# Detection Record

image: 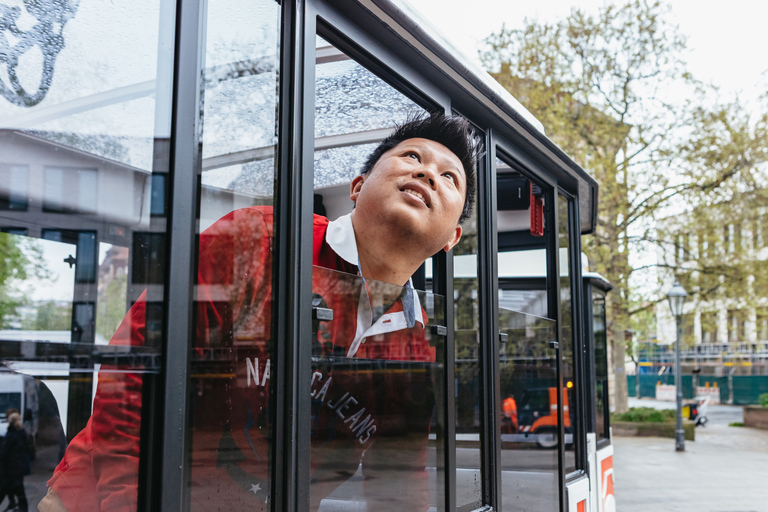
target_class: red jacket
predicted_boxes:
[48,207,436,512]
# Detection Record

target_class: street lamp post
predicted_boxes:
[666,281,688,452]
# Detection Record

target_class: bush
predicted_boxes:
[759,393,768,408]
[612,407,676,423]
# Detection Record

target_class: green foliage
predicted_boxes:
[21,301,72,331]
[96,273,128,340]
[0,232,51,327]
[728,422,744,427]
[759,393,768,408]
[612,406,675,423]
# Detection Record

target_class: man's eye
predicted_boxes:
[407,152,420,161]
[443,172,456,183]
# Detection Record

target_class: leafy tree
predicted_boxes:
[480,0,697,412]
[23,301,72,331]
[481,1,768,411]
[0,232,50,327]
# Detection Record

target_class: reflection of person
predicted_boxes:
[502,396,518,433]
[1,412,30,512]
[41,113,479,511]
[1,407,20,512]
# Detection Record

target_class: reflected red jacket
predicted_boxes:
[47,206,436,512]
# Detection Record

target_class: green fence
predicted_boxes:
[732,377,768,405]
[627,375,768,404]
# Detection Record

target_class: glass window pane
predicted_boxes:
[593,291,609,442]
[499,309,559,512]
[453,180,481,511]
[0,0,174,509]
[311,39,446,509]
[558,194,577,473]
[188,0,280,509]
[310,268,445,510]
[496,156,558,512]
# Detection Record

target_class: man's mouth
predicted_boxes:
[402,188,429,207]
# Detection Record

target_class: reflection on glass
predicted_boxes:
[499,309,559,512]
[558,194,576,473]
[315,37,420,143]
[311,37,442,510]
[0,0,173,508]
[313,37,423,220]
[188,0,280,509]
[496,157,558,511]
[311,267,444,511]
[593,291,609,441]
[453,205,482,511]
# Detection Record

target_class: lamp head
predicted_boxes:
[666,281,688,318]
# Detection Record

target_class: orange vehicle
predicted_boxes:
[512,386,572,448]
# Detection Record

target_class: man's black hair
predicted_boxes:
[361,112,481,223]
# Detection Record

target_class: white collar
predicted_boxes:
[325,212,358,265]
[325,213,426,358]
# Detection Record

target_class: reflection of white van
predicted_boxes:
[0,372,39,440]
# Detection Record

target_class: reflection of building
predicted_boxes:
[0,129,152,237]
[98,246,129,296]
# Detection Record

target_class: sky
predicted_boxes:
[405,0,768,104]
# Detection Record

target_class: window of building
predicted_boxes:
[43,167,98,214]
[727,309,746,342]
[724,224,734,253]
[0,165,28,211]
[699,237,709,260]
[757,310,768,341]
[701,312,719,344]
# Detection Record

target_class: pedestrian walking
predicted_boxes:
[0,412,30,512]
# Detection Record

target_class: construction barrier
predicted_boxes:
[628,375,693,399]
[655,384,675,401]
[695,385,721,404]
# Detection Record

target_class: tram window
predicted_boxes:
[558,194,578,474]
[452,154,482,510]
[310,35,450,510]
[593,291,610,442]
[183,0,283,508]
[0,0,174,508]
[496,157,558,512]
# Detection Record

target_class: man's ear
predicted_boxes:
[442,225,463,252]
[350,175,365,202]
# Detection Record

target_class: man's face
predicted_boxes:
[350,137,465,254]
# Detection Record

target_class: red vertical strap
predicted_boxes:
[530,182,544,237]
[577,500,586,512]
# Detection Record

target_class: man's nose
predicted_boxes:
[415,166,437,188]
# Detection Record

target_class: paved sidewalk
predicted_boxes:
[613,424,768,511]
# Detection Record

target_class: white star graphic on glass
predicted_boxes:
[250,483,261,494]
